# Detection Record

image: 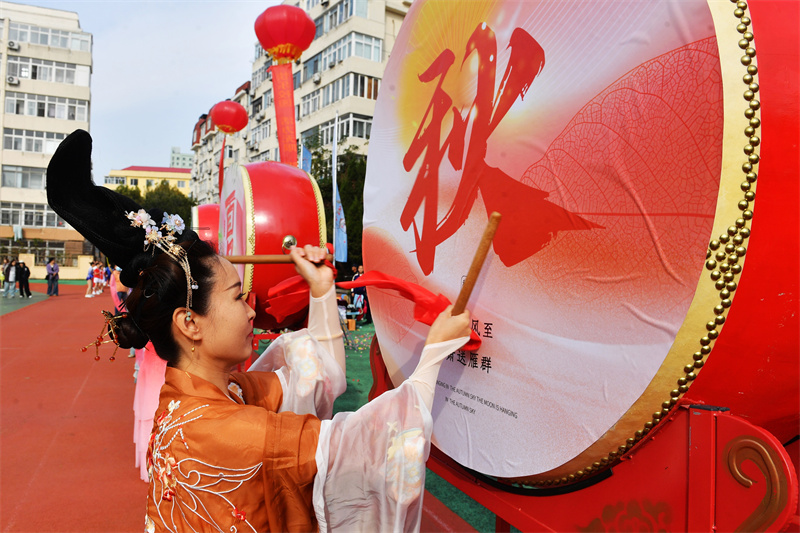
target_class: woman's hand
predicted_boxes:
[425,305,471,346]
[289,245,334,298]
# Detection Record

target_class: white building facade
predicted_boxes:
[191,0,409,204]
[0,1,93,274]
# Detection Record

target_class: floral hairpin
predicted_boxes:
[126,210,198,315]
[82,310,124,361]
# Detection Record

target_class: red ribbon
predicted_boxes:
[263,270,481,350]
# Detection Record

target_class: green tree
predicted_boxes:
[114,181,196,226]
[144,181,196,224]
[336,145,366,265]
[114,184,144,205]
[304,135,366,276]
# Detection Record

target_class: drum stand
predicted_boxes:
[368,338,799,532]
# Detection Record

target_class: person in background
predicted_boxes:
[46,258,59,296]
[17,261,31,298]
[85,261,95,298]
[3,259,18,298]
[352,264,372,323]
[92,261,104,297]
[112,265,129,313]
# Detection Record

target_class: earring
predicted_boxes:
[191,339,195,354]
[185,309,192,322]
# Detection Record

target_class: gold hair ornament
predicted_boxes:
[125,210,198,315]
[82,310,125,361]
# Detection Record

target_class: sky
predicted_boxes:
[12,0,281,183]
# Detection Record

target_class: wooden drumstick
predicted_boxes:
[225,253,334,264]
[452,212,502,315]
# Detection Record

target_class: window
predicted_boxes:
[312,0,367,40]
[6,57,90,86]
[3,129,66,154]
[129,178,138,186]
[104,176,125,185]
[252,58,272,87]
[2,166,46,189]
[252,120,272,143]
[303,53,322,82]
[264,89,273,108]
[353,74,380,100]
[354,33,382,62]
[146,180,154,187]
[293,71,302,90]
[315,17,324,39]
[252,96,263,116]
[177,181,186,188]
[9,22,91,52]
[0,202,65,228]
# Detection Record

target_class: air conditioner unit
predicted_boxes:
[6,76,20,86]
[241,130,248,139]
[313,73,321,84]
[256,111,266,121]
[321,0,329,5]
[7,41,20,51]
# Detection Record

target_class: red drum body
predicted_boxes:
[191,203,220,252]
[364,0,799,486]
[219,162,326,331]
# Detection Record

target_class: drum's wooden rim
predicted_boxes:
[239,165,257,297]
[305,170,328,248]
[505,0,763,486]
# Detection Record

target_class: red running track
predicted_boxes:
[0,284,474,532]
[1,284,146,532]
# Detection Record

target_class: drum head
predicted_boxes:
[365,0,757,484]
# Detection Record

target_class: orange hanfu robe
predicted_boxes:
[145,366,320,532]
[145,329,434,533]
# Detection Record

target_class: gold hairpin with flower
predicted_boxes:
[125,210,198,318]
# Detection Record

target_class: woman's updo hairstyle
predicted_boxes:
[45,130,222,366]
[115,239,218,366]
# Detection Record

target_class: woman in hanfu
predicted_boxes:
[47,130,471,533]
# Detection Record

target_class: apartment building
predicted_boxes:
[191,0,409,203]
[190,81,250,205]
[104,166,192,197]
[170,146,194,169]
[1,1,93,276]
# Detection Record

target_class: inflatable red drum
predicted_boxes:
[191,203,220,252]
[219,162,326,330]
[363,0,798,486]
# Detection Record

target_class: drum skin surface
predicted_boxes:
[363,0,799,485]
[219,161,326,331]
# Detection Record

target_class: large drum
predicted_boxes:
[220,162,326,330]
[191,203,220,252]
[364,0,798,485]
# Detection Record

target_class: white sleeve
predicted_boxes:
[409,336,470,412]
[313,380,432,533]
[247,329,347,420]
[307,285,346,377]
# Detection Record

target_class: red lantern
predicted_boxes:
[254,5,315,64]
[210,101,248,134]
[210,100,248,195]
[254,5,315,167]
